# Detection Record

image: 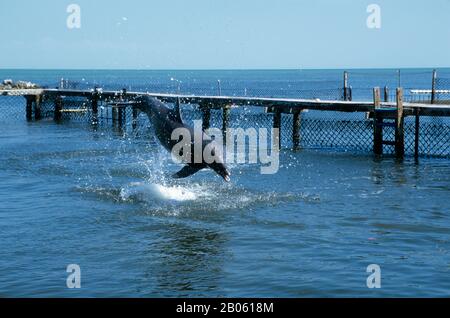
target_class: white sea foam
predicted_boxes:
[120,182,200,202]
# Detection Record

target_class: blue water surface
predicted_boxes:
[0,69,449,297]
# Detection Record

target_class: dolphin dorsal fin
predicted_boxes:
[169,97,183,123]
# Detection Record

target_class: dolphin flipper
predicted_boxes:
[172,164,205,179]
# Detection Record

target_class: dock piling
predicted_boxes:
[111,90,121,127]
[132,107,138,129]
[25,96,33,121]
[34,95,42,120]
[384,86,389,102]
[431,69,437,104]
[273,108,282,149]
[217,80,222,96]
[112,106,118,125]
[54,96,63,121]
[91,89,99,125]
[118,89,127,127]
[395,88,405,158]
[292,110,302,151]
[343,71,349,101]
[373,87,382,155]
[414,108,420,160]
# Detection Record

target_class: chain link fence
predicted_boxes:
[346,69,450,104]
[0,96,24,121]
[436,77,450,104]
[417,116,450,157]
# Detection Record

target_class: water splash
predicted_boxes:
[120,182,201,202]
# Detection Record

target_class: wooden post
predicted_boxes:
[373,87,381,106]
[54,96,63,121]
[384,86,389,102]
[292,110,302,151]
[217,80,222,96]
[374,88,381,106]
[395,88,405,158]
[202,103,211,131]
[25,96,33,121]
[349,86,353,101]
[273,108,282,149]
[222,105,230,141]
[112,106,118,126]
[91,90,99,125]
[343,71,349,101]
[34,95,42,120]
[431,69,437,104]
[119,88,127,127]
[132,107,138,130]
[414,108,420,160]
[373,87,382,155]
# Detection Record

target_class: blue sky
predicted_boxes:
[1,0,449,69]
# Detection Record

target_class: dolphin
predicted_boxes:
[135,95,231,182]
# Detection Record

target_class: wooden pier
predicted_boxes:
[1,86,450,158]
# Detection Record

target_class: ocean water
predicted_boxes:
[0,69,449,297]
[4,68,450,100]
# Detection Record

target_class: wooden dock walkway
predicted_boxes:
[2,87,449,115]
[1,87,450,158]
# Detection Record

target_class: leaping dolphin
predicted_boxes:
[135,96,231,182]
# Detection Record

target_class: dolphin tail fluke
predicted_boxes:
[172,164,205,179]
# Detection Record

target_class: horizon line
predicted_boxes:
[2,67,449,72]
